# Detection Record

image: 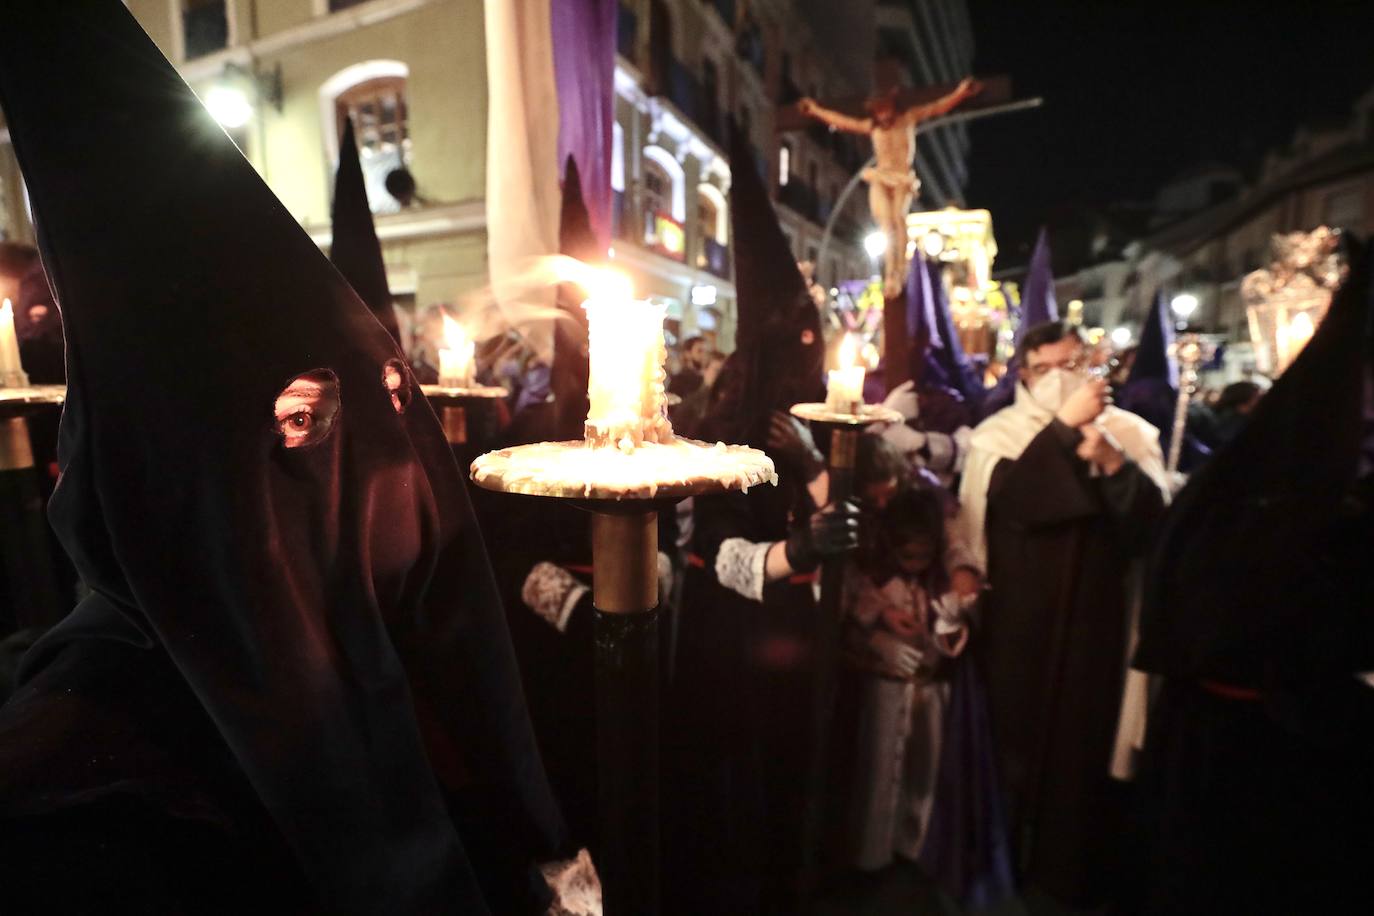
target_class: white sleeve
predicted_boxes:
[521,561,589,633]
[714,537,772,602]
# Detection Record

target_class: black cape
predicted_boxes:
[663,123,825,914]
[0,3,561,912]
[1132,239,1374,915]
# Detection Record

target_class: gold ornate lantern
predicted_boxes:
[1242,227,1346,377]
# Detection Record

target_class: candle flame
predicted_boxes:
[1288,311,1315,350]
[1,299,11,317]
[839,333,859,369]
[442,313,469,351]
[582,267,633,305]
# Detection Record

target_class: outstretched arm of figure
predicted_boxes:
[901,77,983,127]
[797,97,873,135]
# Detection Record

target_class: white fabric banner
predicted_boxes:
[484,0,560,362]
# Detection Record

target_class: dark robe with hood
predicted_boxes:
[663,125,826,915]
[0,3,561,912]
[1132,238,1374,916]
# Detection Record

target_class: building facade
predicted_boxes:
[2,0,490,321]
[1058,85,1374,376]
[0,0,979,362]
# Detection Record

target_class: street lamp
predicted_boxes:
[1170,292,1199,320]
[204,84,254,129]
[1110,326,1132,348]
[863,230,888,260]
[203,62,282,130]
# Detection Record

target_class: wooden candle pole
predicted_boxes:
[590,507,661,916]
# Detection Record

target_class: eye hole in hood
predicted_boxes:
[274,369,340,449]
[383,358,411,414]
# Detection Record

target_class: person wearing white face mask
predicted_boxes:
[955,321,1169,909]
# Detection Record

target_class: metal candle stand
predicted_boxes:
[0,385,67,631]
[420,384,508,447]
[787,401,902,886]
[471,439,774,915]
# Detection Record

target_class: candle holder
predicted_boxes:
[472,436,775,915]
[420,383,507,447]
[787,399,901,883]
[0,384,67,630]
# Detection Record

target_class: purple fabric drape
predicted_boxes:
[552,0,616,249]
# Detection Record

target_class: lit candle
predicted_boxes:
[438,313,475,388]
[825,334,865,414]
[1285,311,1315,369]
[0,299,28,388]
[582,270,673,453]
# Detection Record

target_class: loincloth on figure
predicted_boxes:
[862,167,920,196]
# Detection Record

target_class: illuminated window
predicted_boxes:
[779,143,792,186]
[643,158,672,220]
[335,75,411,214]
[697,190,720,243]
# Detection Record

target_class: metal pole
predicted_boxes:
[590,509,660,916]
[802,423,859,893]
[440,405,468,446]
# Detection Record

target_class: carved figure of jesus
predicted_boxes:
[799,78,983,297]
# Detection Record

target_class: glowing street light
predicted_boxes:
[1170,293,1199,319]
[863,231,888,260]
[204,84,254,129]
[1110,326,1133,348]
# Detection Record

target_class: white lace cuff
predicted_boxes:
[714,537,771,602]
[521,561,588,633]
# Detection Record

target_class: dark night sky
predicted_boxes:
[961,0,1374,266]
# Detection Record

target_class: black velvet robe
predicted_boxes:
[664,471,818,915]
[977,420,1165,906]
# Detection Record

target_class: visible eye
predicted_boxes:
[383,359,411,414]
[274,369,339,449]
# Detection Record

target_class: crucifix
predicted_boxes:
[796,77,984,297]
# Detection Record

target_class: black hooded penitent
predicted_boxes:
[1131,241,1374,915]
[701,124,824,448]
[0,3,560,913]
[331,114,402,344]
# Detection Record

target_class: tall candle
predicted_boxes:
[0,299,29,388]
[582,270,672,452]
[825,334,865,414]
[438,313,475,388]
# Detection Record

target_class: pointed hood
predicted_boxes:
[703,123,822,447]
[0,3,558,911]
[1020,227,1059,330]
[1125,289,1178,389]
[924,259,985,407]
[553,155,600,438]
[1136,239,1373,684]
[330,115,401,343]
[980,228,1059,418]
[906,253,953,389]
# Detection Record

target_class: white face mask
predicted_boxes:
[1027,367,1086,413]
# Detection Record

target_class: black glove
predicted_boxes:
[767,411,825,482]
[784,500,861,572]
